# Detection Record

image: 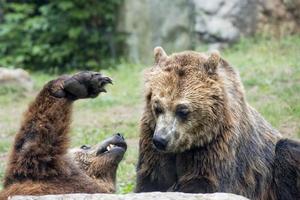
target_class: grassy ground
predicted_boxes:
[0,35,299,192]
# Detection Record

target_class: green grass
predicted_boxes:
[223,35,300,138]
[0,35,299,192]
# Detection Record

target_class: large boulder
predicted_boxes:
[193,0,257,44]
[10,192,249,200]
[118,0,194,63]
[257,0,300,35]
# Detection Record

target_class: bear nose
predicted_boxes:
[115,133,124,140]
[153,135,168,151]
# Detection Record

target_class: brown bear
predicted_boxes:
[135,47,282,200]
[0,72,127,199]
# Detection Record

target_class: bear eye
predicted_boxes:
[80,145,90,150]
[175,104,190,119]
[154,106,163,115]
[153,101,164,116]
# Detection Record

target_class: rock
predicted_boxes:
[118,0,300,63]
[257,0,300,35]
[118,0,194,63]
[9,192,249,200]
[118,0,257,63]
[286,0,300,22]
[0,68,33,91]
[193,0,257,44]
[197,17,240,43]
[208,43,229,51]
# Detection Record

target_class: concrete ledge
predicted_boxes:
[10,192,249,200]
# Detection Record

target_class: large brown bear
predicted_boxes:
[135,47,283,199]
[0,72,127,199]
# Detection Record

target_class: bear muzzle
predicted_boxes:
[153,134,168,151]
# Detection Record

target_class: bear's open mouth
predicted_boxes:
[97,142,127,155]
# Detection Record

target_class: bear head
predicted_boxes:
[69,133,127,180]
[145,47,231,153]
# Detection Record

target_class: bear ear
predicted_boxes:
[154,46,168,64]
[204,50,221,75]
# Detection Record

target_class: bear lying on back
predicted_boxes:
[136,47,283,199]
[0,72,127,199]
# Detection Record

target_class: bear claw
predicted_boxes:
[53,71,112,100]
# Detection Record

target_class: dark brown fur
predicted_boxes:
[271,138,300,200]
[0,72,126,199]
[136,47,282,200]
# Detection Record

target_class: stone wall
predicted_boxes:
[118,0,195,63]
[257,0,300,36]
[193,0,257,44]
[118,0,300,63]
[10,192,249,200]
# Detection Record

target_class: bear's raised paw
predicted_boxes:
[51,71,112,100]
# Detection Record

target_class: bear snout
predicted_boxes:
[153,134,168,151]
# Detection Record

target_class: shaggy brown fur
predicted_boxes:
[135,47,282,200]
[0,72,126,199]
[271,138,300,200]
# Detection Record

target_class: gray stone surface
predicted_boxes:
[193,0,257,43]
[118,0,257,63]
[10,192,249,200]
[118,0,194,63]
[118,0,300,62]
